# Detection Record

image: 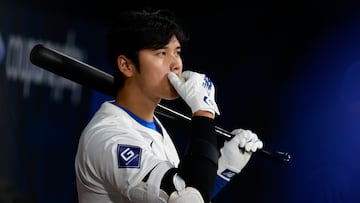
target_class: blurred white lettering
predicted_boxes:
[5,31,86,105]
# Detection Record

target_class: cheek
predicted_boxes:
[141,65,168,90]
[151,68,168,84]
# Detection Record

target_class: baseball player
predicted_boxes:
[75,9,263,203]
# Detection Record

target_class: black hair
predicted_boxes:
[106,9,189,90]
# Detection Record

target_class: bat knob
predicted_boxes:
[275,151,291,163]
[259,149,291,165]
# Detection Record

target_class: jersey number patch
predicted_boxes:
[117,144,142,168]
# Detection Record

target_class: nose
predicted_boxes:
[170,63,180,72]
[170,56,182,72]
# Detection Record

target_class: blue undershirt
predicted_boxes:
[112,103,162,134]
[211,175,229,199]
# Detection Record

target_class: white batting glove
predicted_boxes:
[168,70,220,116]
[217,129,263,181]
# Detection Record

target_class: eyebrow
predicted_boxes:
[163,45,181,50]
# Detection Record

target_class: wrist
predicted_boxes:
[192,110,214,119]
[217,167,240,182]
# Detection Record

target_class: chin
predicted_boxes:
[163,93,180,100]
[162,88,180,100]
[162,85,180,100]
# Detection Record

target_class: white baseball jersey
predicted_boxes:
[75,101,180,203]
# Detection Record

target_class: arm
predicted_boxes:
[166,71,220,202]
[167,71,263,201]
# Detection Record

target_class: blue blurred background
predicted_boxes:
[1,0,360,202]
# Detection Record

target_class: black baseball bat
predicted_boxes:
[29,44,291,164]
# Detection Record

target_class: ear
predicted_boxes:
[117,55,134,77]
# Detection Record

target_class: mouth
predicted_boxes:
[167,79,179,97]
[168,80,177,92]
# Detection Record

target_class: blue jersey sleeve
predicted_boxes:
[211,175,229,200]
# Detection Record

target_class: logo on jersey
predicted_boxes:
[117,144,141,168]
[221,169,237,180]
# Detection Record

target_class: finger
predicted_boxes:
[239,137,246,148]
[180,70,193,80]
[247,132,258,152]
[246,138,263,152]
[168,72,183,88]
[243,131,257,151]
[250,141,258,152]
[233,134,246,148]
[231,129,245,135]
[232,129,246,147]
[256,140,264,150]
[245,142,254,152]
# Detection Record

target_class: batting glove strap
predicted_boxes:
[217,158,241,182]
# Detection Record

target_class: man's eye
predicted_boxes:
[157,51,166,56]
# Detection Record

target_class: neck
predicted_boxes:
[114,87,160,122]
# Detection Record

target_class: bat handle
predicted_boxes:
[156,104,291,165]
[215,125,291,164]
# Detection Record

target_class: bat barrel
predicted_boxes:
[30,44,116,96]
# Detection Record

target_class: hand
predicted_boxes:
[168,70,220,116]
[217,129,263,181]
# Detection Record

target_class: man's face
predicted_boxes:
[134,35,183,101]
